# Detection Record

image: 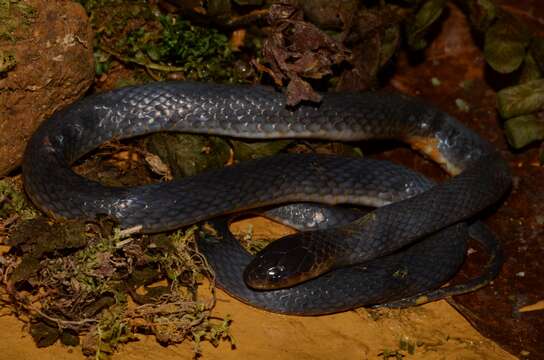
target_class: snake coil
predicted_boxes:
[22,82,511,314]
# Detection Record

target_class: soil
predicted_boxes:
[387,3,544,358]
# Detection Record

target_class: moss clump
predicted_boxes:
[120,14,235,81]
[0,179,36,219]
[1,209,232,358]
[78,0,244,83]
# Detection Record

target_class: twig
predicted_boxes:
[117,225,142,239]
[32,306,98,329]
[99,45,186,73]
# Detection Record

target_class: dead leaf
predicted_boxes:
[257,3,350,105]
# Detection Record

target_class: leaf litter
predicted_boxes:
[0,174,233,358]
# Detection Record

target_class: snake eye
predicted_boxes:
[266,265,286,281]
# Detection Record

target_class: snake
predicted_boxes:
[22,81,511,313]
[198,214,501,314]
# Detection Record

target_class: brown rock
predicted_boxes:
[0,0,94,176]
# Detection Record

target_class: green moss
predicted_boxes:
[79,1,244,83]
[115,13,237,81]
[2,216,232,358]
[0,179,36,219]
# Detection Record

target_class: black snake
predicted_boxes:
[22,82,511,314]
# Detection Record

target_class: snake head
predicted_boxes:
[243,232,336,290]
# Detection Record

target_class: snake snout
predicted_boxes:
[243,235,324,290]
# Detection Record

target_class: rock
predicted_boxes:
[0,0,94,176]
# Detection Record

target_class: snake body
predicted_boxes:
[199,217,471,314]
[22,82,511,312]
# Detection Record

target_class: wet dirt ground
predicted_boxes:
[385,2,544,358]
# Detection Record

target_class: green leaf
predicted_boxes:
[504,115,544,149]
[145,47,161,62]
[406,0,447,50]
[484,14,530,74]
[463,0,497,31]
[497,79,544,118]
[146,133,231,179]
[530,36,544,73]
[380,25,401,66]
[519,52,542,83]
[231,140,292,161]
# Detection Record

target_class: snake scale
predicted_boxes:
[22,82,511,314]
